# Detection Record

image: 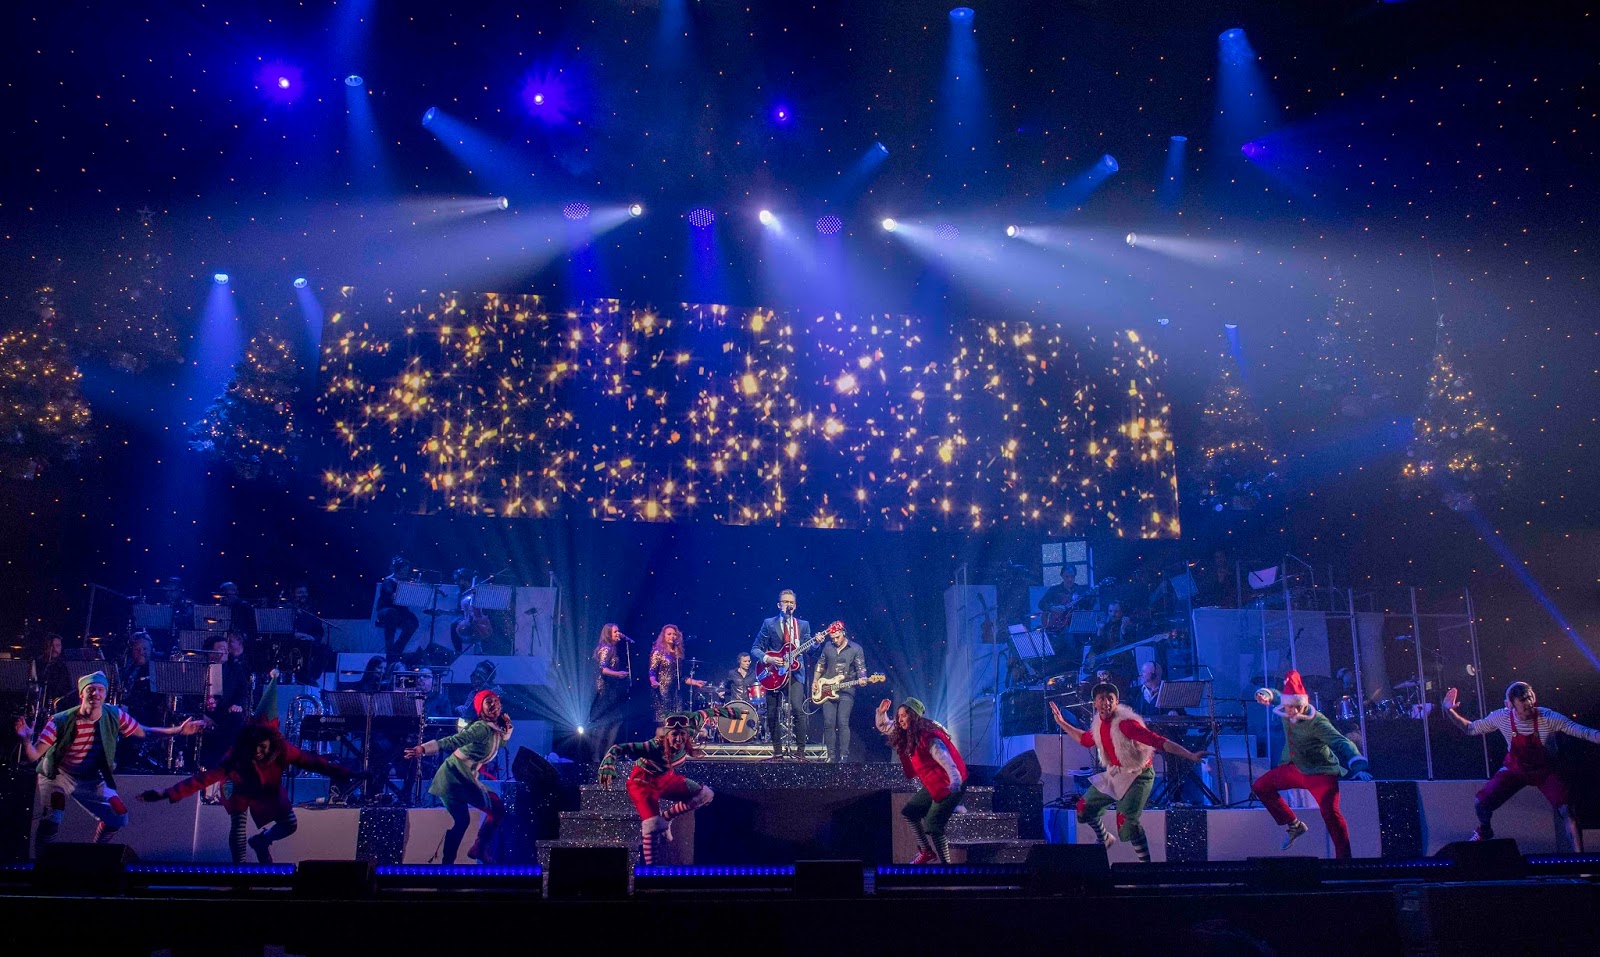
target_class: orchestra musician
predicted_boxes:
[218,581,257,638]
[116,633,164,771]
[201,632,253,768]
[648,625,705,726]
[813,625,867,763]
[451,568,490,654]
[286,583,324,641]
[35,634,74,718]
[753,589,813,761]
[375,556,421,666]
[1037,570,1079,640]
[591,623,631,759]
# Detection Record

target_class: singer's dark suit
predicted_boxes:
[753,614,812,758]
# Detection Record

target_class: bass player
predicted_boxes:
[813,622,867,763]
[752,589,813,761]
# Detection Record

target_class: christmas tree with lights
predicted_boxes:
[1302,268,1387,415]
[70,210,183,372]
[1194,350,1280,512]
[1403,313,1510,510]
[191,334,305,482]
[0,328,92,479]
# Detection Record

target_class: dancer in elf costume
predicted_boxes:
[141,675,354,862]
[598,704,738,865]
[1443,681,1600,851]
[1252,671,1372,858]
[1050,683,1207,862]
[875,697,967,864]
[402,690,512,864]
[15,670,202,846]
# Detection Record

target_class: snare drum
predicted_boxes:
[714,699,760,744]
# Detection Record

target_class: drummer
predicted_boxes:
[721,653,760,705]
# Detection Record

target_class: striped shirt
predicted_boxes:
[38,710,143,772]
[1464,707,1600,748]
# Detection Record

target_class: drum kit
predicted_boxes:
[1330,677,1429,725]
[683,657,768,745]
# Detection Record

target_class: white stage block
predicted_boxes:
[1416,779,1564,853]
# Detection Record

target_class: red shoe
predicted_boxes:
[908,849,937,866]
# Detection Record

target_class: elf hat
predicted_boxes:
[252,673,281,729]
[902,697,927,718]
[77,671,109,697]
[473,689,499,718]
[1274,670,1316,721]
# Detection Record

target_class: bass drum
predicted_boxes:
[713,699,760,744]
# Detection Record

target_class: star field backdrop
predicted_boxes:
[1,2,1597,776]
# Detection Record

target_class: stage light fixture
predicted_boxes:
[629,203,644,218]
[422,107,439,127]
[563,201,591,221]
[758,209,776,226]
[1220,28,1245,42]
[344,74,364,88]
[816,214,843,236]
[277,76,291,90]
[1100,154,1119,173]
[1157,316,1170,327]
[1171,134,1188,143]
[213,273,230,285]
[1224,322,1239,330]
[293,277,308,289]
[881,218,897,232]
[497,197,510,211]
[874,142,889,156]
[1125,232,1138,247]
[1006,225,1019,238]
[533,93,546,106]
[688,208,715,228]
[950,7,975,21]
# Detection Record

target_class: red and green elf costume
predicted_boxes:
[599,705,737,864]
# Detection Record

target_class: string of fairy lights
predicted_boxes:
[317,293,1181,534]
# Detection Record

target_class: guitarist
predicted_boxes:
[813,624,866,763]
[752,589,813,761]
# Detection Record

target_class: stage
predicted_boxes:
[7,760,1575,866]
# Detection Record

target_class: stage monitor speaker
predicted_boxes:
[995,749,1042,787]
[794,859,864,898]
[512,746,560,790]
[294,859,376,899]
[1433,837,1525,878]
[1246,855,1322,889]
[1023,842,1108,894]
[548,845,630,899]
[34,842,136,896]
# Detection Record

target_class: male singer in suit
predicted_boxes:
[753,589,812,761]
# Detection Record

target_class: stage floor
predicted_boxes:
[15,767,1574,865]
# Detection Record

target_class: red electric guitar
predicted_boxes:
[756,619,843,692]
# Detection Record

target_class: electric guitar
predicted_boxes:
[756,619,842,691]
[811,672,886,705]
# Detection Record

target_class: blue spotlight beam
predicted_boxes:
[1161,135,1188,207]
[1459,504,1600,672]
[421,108,539,193]
[939,5,990,196]
[1213,28,1275,163]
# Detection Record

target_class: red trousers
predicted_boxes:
[626,766,700,821]
[1252,764,1351,859]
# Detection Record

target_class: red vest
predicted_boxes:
[900,724,969,800]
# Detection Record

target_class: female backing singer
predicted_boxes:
[591,623,631,759]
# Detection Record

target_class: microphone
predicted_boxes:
[618,633,634,643]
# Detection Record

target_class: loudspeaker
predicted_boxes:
[995,749,1042,787]
[548,845,630,899]
[34,842,136,896]
[294,859,376,899]
[1023,842,1109,894]
[1434,837,1525,878]
[512,746,560,789]
[794,859,864,898]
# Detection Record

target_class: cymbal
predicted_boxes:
[1393,680,1419,690]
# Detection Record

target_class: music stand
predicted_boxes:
[254,607,294,634]
[1149,679,1224,809]
[191,605,232,633]
[150,659,213,771]
[131,604,174,631]
[1154,679,1207,711]
[1068,612,1104,636]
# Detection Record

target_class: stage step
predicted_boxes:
[944,811,1020,842]
[948,838,1045,865]
[577,786,637,816]
[558,812,656,843]
[957,787,994,812]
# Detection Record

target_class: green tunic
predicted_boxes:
[426,719,509,808]
[1260,689,1368,778]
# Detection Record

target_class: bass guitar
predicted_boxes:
[811,672,886,705]
[756,619,843,692]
